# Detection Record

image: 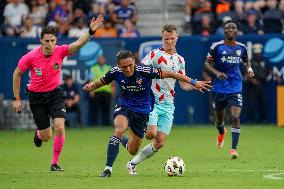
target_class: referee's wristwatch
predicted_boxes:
[13,96,21,101]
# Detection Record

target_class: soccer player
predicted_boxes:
[204,20,254,159]
[126,24,203,175]
[83,50,211,177]
[12,15,104,171]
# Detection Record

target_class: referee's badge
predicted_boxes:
[35,68,42,76]
[53,63,59,70]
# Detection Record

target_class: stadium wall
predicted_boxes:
[0,35,283,126]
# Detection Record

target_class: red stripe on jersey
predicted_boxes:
[151,51,155,59]
[179,69,184,75]
[178,56,182,64]
[158,56,167,65]
[159,94,164,102]
[155,83,160,91]
[170,89,175,96]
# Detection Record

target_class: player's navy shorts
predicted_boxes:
[114,105,149,139]
[212,92,242,111]
[28,87,66,130]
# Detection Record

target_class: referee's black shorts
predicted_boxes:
[28,87,66,130]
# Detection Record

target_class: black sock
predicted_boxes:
[216,124,225,135]
[231,128,240,149]
[106,135,120,167]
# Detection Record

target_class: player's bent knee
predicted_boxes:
[114,128,125,138]
[145,132,156,140]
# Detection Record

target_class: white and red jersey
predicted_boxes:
[141,47,186,104]
[18,45,69,92]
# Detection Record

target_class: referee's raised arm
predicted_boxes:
[68,15,104,55]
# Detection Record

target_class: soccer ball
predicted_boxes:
[164,156,186,176]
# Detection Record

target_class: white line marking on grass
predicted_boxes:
[263,173,284,180]
[0,169,283,174]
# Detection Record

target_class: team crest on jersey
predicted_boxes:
[53,63,59,70]
[136,78,143,85]
[35,68,42,76]
[236,50,241,56]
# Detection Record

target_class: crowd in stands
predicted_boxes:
[183,0,284,36]
[0,0,140,38]
[0,0,283,38]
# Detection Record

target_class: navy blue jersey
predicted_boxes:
[101,65,161,114]
[207,40,248,93]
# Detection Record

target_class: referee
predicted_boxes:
[12,15,104,171]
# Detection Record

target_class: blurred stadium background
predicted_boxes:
[0,0,284,129]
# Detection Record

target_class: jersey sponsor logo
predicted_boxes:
[34,68,42,76]
[53,63,59,70]
[221,56,241,64]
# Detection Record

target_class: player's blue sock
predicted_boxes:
[231,128,241,149]
[106,135,121,167]
[216,124,225,135]
[121,136,128,149]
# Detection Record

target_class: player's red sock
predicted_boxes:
[51,135,65,165]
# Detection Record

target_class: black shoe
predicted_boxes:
[100,169,111,177]
[51,164,64,171]
[33,130,42,147]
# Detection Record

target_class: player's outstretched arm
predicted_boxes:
[83,79,105,92]
[161,70,211,93]
[12,67,23,113]
[68,15,104,54]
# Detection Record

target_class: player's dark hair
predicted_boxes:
[40,26,57,39]
[162,24,177,33]
[224,20,238,29]
[116,50,134,63]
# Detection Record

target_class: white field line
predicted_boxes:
[263,172,284,180]
[0,169,283,174]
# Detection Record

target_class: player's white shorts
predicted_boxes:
[148,102,175,135]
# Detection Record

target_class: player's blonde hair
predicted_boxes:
[162,24,178,34]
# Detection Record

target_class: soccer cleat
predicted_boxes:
[100,169,111,177]
[126,161,138,175]
[217,128,227,148]
[33,130,42,147]
[230,149,239,159]
[51,164,64,171]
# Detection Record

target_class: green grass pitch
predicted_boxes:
[0,125,284,189]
